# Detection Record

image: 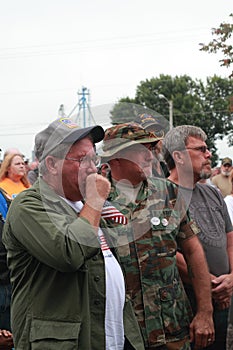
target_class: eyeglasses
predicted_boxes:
[185,146,209,153]
[65,155,101,168]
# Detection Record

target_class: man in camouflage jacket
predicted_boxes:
[100,122,214,350]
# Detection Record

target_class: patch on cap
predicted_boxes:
[58,118,80,129]
[136,113,165,137]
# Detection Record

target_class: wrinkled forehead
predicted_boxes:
[186,135,206,146]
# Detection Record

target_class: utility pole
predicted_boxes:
[168,99,173,131]
[158,94,173,130]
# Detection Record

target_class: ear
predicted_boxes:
[45,156,60,175]
[172,150,184,166]
[100,163,110,177]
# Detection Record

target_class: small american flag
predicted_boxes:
[101,201,128,225]
[98,232,110,251]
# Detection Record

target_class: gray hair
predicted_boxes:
[39,142,73,176]
[163,125,207,170]
[38,135,94,176]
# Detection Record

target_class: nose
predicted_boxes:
[206,149,212,158]
[86,161,98,174]
[145,148,154,161]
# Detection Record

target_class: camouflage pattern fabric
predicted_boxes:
[101,122,163,159]
[227,324,233,350]
[106,175,197,348]
[146,335,191,349]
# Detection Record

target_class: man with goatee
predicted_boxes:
[163,125,233,350]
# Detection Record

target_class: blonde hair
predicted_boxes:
[0,153,30,188]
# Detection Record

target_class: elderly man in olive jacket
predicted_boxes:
[3,118,144,350]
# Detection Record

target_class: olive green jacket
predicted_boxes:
[3,178,144,350]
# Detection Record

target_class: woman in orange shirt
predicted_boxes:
[0,154,30,199]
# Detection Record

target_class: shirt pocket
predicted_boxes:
[159,282,191,337]
[150,208,181,234]
[30,318,81,350]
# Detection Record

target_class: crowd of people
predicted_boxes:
[0,115,232,350]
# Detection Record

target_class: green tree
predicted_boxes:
[110,74,233,165]
[199,13,233,78]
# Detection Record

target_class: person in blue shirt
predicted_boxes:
[0,189,12,331]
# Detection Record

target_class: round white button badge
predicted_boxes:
[161,218,168,226]
[151,217,160,226]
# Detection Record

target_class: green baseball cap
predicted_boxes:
[100,122,163,159]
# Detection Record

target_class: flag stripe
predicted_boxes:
[101,203,128,225]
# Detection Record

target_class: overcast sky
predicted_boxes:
[1,0,232,160]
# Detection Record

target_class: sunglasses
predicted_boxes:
[185,146,209,153]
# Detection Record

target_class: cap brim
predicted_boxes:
[100,136,162,158]
[63,125,104,144]
[39,125,105,161]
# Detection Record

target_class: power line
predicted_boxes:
[0,27,211,60]
[0,132,38,137]
[0,109,231,137]
[0,26,210,51]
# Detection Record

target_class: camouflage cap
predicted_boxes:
[222,157,232,166]
[100,122,163,158]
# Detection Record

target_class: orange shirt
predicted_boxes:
[0,178,28,199]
